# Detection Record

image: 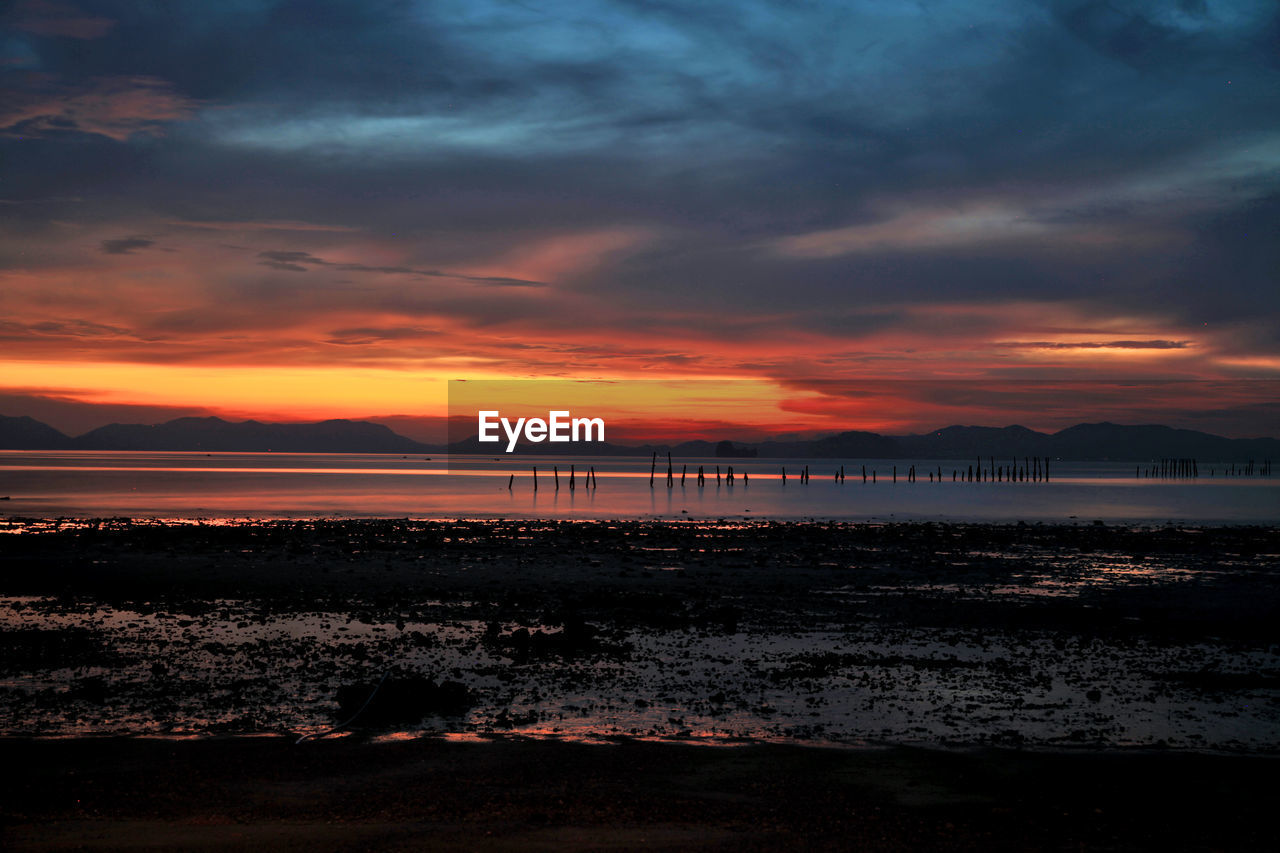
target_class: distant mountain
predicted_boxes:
[894,422,1279,462]
[0,414,1276,460]
[0,415,73,449]
[755,430,902,459]
[1045,422,1277,461]
[71,416,434,453]
[896,425,1050,459]
[464,422,1277,462]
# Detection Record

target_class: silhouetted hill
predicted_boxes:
[1046,422,1280,461]
[891,423,1279,461]
[0,415,73,449]
[72,417,433,453]
[896,425,1050,458]
[0,414,1275,460]
[755,430,902,458]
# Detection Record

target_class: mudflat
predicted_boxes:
[1,518,1277,848]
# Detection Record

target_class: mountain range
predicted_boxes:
[1,414,1276,461]
[0,415,426,454]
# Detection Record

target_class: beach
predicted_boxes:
[2,518,1278,849]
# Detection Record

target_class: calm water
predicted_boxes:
[1,451,1276,523]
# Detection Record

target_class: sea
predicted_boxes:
[1,450,1276,523]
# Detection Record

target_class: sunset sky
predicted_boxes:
[2,0,1278,441]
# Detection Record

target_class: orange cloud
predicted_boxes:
[0,214,1267,437]
[0,74,199,140]
[463,228,654,284]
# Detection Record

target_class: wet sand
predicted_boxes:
[1,518,1278,848]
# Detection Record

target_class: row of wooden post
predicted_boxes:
[509,464,598,491]
[1140,459,1273,478]
[650,452,750,488]
[506,454,1064,489]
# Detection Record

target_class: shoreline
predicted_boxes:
[7,726,1280,758]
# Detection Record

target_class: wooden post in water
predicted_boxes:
[554,466,560,490]
[569,464,575,491]
[650,452,656,488]
[681,464,687,485]
[533,466,538,491]
[716,465,722,484]
[507,473,513,490]
[667,452,673,488]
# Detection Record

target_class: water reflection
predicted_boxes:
[0,451,1276,523]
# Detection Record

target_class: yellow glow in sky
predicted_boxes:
[0,362,816,426]
[1,361,451,418]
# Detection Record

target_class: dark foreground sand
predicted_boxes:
[3,735,1278,851]
[2,519,1278,849]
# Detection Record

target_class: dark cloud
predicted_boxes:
[255,249,545,286]
[0,73,198,140]
[256,249,317,271]
[995,340,1192,350]
[0,318,136,338]
[5,1,116,40]
[98,236,153,254]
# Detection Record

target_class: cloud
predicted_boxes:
[165,219,363,233]
[325,326,439,346]
[0,318,138,340]
[0,0,1276,432]
[994,340,1192,350]
[99,236,155,255]
[774,203,1053,257]
[5,1,115,40]
[773,135,1280,259]
[0,75,199,140]
[254,249,547,286]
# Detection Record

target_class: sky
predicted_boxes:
[2,0,1278,440]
